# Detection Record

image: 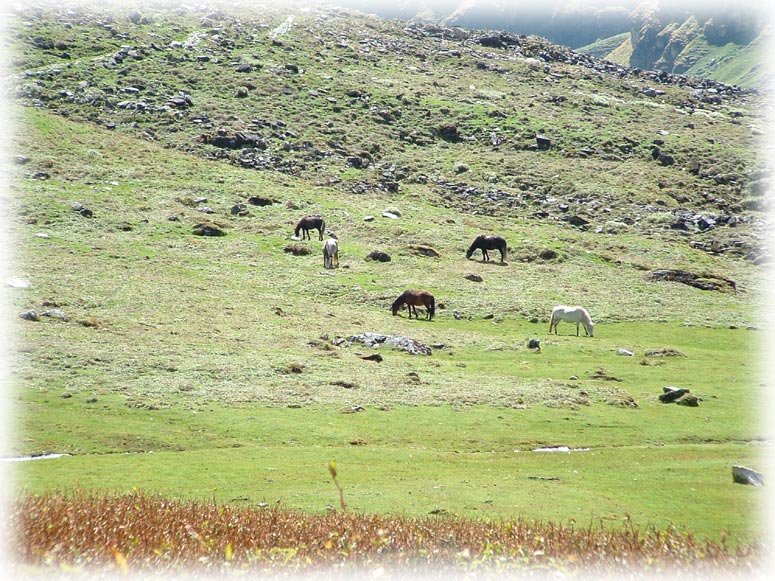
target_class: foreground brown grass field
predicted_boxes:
[10,492,766,578]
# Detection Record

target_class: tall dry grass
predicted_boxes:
[10,492,765,578]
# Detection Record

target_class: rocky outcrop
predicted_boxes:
[628,3,765,79]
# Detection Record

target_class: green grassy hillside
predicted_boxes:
[4,0,772,556]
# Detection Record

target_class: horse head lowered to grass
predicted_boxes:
[466,235,508,263]
[391,290,435,321]
[548,305,594,337]
[295,214,326,241]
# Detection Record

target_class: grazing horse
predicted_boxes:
[548,305,594,337]
[391,290,435,321]
[295,215,326,241]
[466,235,508,262]
[323,238,339,269]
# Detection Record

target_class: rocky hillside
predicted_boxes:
[6,0,771,267]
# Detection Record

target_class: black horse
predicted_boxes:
[295,214,326,241]
[391,290,435,321]
[466,235,508,262]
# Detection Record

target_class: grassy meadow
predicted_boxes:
[3,1,772,574]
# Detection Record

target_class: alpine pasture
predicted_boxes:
[3,0,772,576]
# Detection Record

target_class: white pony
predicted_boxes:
[549,305,594,337]
[323,237,339,269]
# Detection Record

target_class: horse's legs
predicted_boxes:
[482,249,489,261]
[576,322,580,336]
[318,228,323,241]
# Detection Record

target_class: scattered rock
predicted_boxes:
[527,339,541,350]
[617,348,634,356]
[568,215,589,227]
[732,465,763,486]
[230,203,250,216]
[361,353,383,362]
[659,386,690,403]
[464,274,483,282]
[192,221,226,236]
[366,250,391,262]
[69,201,93,217]
[199,131,266,150]
[247,195,276,206]
[41,309,69,321]
[676,394,699,407]
[19,309,39,321]
[344,333,432,356]
[535,134,552,150]
[437,123,461,142]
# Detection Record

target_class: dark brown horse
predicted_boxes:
[466,235,508,262]
[295,214,326,241]
[391,290,435,320]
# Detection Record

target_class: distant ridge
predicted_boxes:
[334,0,771,88]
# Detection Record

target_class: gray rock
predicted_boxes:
[659,386,689,403]
[732,465,763,486]
[19,310,39,321]
[41,309,69,321]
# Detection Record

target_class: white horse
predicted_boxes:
[549,305,594,337]
[323,237,339,269]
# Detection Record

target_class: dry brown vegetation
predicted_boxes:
[11,492,764,578]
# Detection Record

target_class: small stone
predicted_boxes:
[19,310,39,321]
[41,309,69,321]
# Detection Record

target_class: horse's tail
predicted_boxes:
[428,295,436,320]
[501,240,508,261]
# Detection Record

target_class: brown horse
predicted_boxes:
[466,235,508,262]
[295,214,326,241]
[391,290,435,320]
